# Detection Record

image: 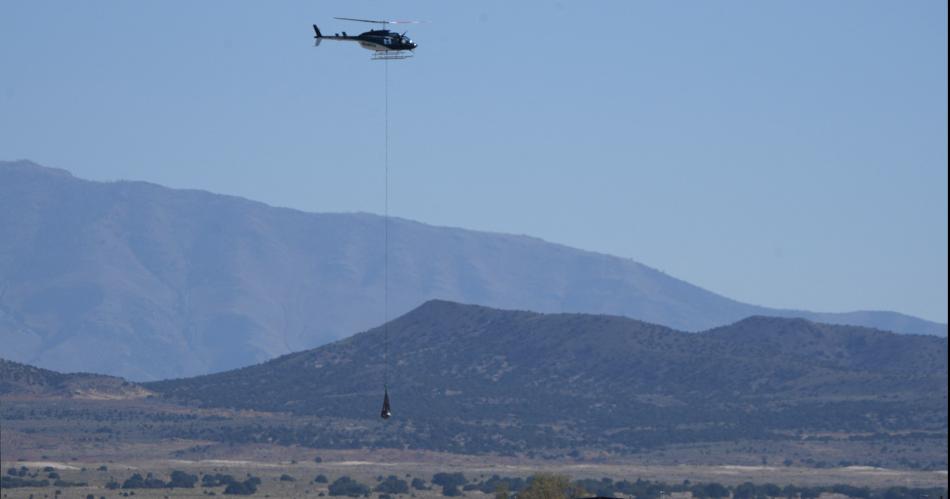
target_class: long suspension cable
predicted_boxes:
[384,56,390,391]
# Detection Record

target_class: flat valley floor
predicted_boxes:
[2,446,948,499]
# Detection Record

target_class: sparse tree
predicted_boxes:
[328,476,370,497]
[518,474,585,499]
[375,476,409,494]
[494,482,510,499]
[411,478,428,491]
[168,470,198,488]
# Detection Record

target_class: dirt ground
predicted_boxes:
[1,449,947,499]
[2,421,947,499]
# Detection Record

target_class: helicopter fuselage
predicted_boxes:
[314,26,417,52]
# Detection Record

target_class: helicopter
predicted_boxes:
[313,17,420,60]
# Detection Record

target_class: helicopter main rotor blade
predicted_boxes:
[334,17,428,25]
[335,17,389,24]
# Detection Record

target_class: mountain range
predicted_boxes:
[0,159,945,380]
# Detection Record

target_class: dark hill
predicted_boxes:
[0,358,151,399]
[147,301,948,455]
[1,160,945,381]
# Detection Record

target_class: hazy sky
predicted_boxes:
[1,1,947,323]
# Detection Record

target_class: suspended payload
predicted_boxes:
[380,386,392,419]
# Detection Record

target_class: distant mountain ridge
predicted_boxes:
[0,159,945,380]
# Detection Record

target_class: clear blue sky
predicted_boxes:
[1,1,947,323]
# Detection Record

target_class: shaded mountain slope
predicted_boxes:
[1,160,945,380]
[146,301,948,454]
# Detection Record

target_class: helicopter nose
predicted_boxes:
[410,42,417,49]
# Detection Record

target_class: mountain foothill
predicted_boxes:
[2,300,946,468]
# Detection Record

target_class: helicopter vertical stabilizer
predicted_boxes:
[313,25,323,47]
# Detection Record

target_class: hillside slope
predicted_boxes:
[1,159,945,380]
[0,358,150,399]
[147,301,948,455]
[1,303,945,463]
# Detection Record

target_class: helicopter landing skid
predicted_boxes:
[373,51,413,61]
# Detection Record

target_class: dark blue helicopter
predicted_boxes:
[313,17,420,60]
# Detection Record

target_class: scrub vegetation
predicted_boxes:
[1,467,946,499]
